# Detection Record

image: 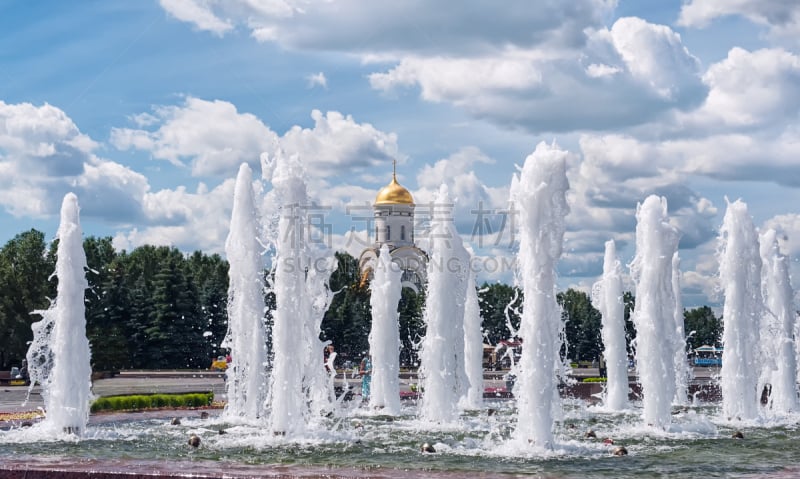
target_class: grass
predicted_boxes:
[582,377,607,383]
[90,391,214,413]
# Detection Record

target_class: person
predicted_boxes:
[323,345,336,373]
[598,355,607,378]
[359,355,372,402]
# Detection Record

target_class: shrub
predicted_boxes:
[90,392,214,413]
[582,377,607,383]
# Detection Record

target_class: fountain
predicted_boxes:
[367,244,403,413]
[461,254,484,410]
[24,193,93,437]
[718,199,763,421]
[418,184,470,423]
[221,163,268,421]
[672,252,690,406]
[508,141,570,448]
[301,243,337,419]
[630,195,680,429]
[593,239,629,411]
[262,150,337,434]
[3,158,800,479]
[759,228,798,413]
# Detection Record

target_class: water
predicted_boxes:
[265,150,336,434]
[3,403,799,478]
[759,229,798,414]
[672,252,690,406]
[630,195,680,429]
[461,256,484,410]
[4,156,800,477]
[368,244,403,414]
[593,240,628,411]
[508,141,570,448]
[222,163,268,421]
[24,193,93,436]
[266,151,309,435]
[419,184,470,423]
[719,199,763,421]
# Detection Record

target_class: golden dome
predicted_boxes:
[374,173,414,205]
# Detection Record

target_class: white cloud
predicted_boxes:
[585,63,621,78]
[114,179,237,254]
[412,147,508,233]
[76,159,151,220]
[566,133,721,259]
[369,17,705,133]
[158,2,709,134]
[306,72,327,89]
[370,55,544,104]
[0,101,96,178]
[678,0,800,45]
[159,0,233,36]
[690,47,800,129]
[0,101,147,220]
[280,110,402,176]
[114,99,403,180]
[111,97,278,177]
[607,17,703,101]
[158,0,615,55]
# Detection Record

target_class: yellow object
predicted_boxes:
[374,172,414,205]
[210,359,228,371]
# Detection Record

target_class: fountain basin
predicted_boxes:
[2,400,799,479]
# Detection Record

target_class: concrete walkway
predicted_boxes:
[1,367,720,414]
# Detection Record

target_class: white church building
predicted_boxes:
[358,166,427,291]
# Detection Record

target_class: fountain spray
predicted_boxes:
[630,195,679,429]
[222,163,268,421]
[461,257,484,410]
[672,252,690,406]
[419,184,470,423]
[759,229,797,413]
[510,142,570,448]
[719,199,762,421]
[593,239,628,411]
[26,193,93,436]
[368,244,403,414]
[266,151,312,435]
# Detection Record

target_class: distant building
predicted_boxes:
[358,165,427,291]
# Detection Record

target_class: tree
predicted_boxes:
[398,287,425,368]
[89,256,133,370]
[477,282,521,345]
[321,252,371,363]
[0,230,54,369]
[147,249,205,369]
[558,288,602,362]
[82,237,126,371]
[623,291,636,356]
[186,251,229,362]
[684,306,722,350]
[127,274,154,369]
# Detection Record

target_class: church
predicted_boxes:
[358,165,427,291]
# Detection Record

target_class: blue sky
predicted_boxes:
[2,0,800,307]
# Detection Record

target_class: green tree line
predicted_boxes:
[0,229,724,371]
[0,229,229,371]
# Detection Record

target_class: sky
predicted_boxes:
[2,0,800,308]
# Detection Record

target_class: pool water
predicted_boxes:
[1,400,798,478]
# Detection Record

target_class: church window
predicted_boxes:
[401,225,406,241]
[387,225,391,240]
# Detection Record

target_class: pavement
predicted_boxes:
[0,367,720,414]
